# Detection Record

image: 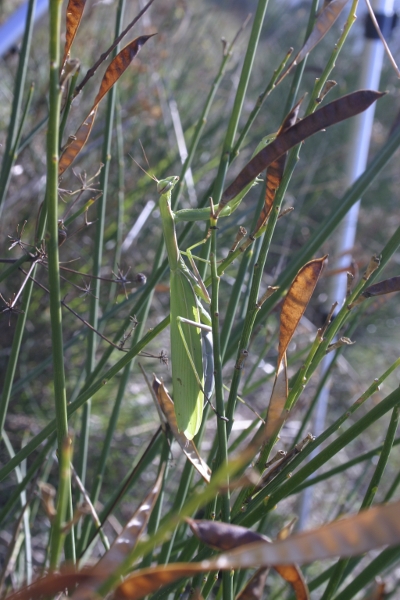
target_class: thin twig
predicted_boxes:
[364,0,400,77]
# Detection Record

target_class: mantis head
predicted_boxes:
[157,176,179,195]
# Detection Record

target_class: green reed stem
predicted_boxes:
[212,0,271,206]
[0,0,37,213]
[78,0,126,494]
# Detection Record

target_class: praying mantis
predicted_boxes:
[155,146,266,440]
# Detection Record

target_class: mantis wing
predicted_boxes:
[170,269,204,440]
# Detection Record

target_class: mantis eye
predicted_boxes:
[157,176,179,195]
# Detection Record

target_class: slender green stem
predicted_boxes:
[78,0,126,494]
[0,0,37,213]
[281,0,319,117]
[46,0,67,452]
[49,436,72,568]
[170,33,237,210]
[46,0,74,564]
[210,219,229,487]
[212,0,271,205]
[233,48,293,158]
[292,436,400,494]
[211,225,231,600]
[224,190,281,432]
[0,434,56,527]
[59,69,80,147]
[0,261,37,437]
[140,435,171,568]
[220,185,265,361]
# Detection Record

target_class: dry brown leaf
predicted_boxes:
[71,468,165,599]
[253,98,303,235]
[235,568,270,600]
[278,256,327,365]
[186,518,272,551]
[59,35,153,176]
[113,502,400,599]
[115,565,199,600]
[187,519,309,600]
[219,91,384,210]
[153,377,211,483]
[62,0,87,67]
[265,353,288,437]
[58,107,98,176]
[294,0,350,66]
[92,35,155,109]
[363,276,400,298]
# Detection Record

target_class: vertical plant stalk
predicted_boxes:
[43,0,75,567]
[140,437,170,568]
[46,0,74,565]
[47,0,68,448]
[212,0,270,205]
[2,433,32,585]
[281,0,320,117]
[0,0,37,213]
[224,187,282,433]
[49,437,72,568]
[78,0,126,492]
[210,213,232,600]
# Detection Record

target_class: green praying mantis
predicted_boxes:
[154,137,271,440]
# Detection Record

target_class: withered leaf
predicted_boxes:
[220,90,384,210]
[59,35,153,176]
[71,468,164,600]
[363,276,400,298]
[186,518,271,551]
[252,98,303,236]
[92,35,155,110]
[273,565,309,600]
[236,568,270,600]
[265,353,288,438]
[278,256,327,365]
[62,0,87,67]
[4,569,98,600]
[58,107,98,176]
[293,0,350,66]
[187,519,309,600]
[153,377,211,483]
[115,565,199,600]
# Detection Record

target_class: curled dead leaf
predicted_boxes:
[152,377,211,483]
